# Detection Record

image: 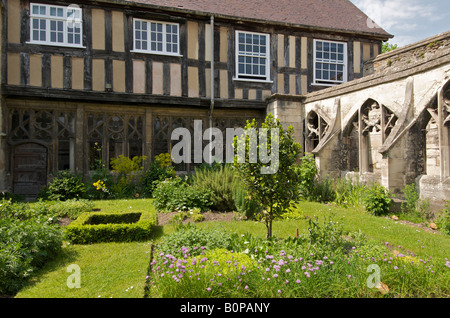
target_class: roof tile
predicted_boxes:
[122,0,392,38]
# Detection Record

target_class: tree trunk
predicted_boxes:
[265,208,273,238]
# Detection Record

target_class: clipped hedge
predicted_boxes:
[65,210,157,244]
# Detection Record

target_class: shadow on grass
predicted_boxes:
[18,246,80,294]
[150,225,165,241]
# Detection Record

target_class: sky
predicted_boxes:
[350,0,450,47]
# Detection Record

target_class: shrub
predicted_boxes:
[298,153,318,200]
[110,155,148,198]
[142,163,175,197]
[152,177,213,212]
[401,183,419,214]
[333,177,367,207]
[84,165,115,200]
[190,164,238,212]
[401,183,433,221]
[110,155,147,175]
[363,184,392,216]
[307,213,345,257]
[436,202,450,235]
[47,199,94,220]
[232,182,262,219]
[39,170,85,201]
[64,210,157,244]
[0,191,23,202]
[0,216,64,295]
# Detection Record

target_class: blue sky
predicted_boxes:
[350,0,450,47]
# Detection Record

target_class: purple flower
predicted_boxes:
[296,279,301,284]
[206,287,211,291]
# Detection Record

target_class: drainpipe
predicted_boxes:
[209,15,215,165]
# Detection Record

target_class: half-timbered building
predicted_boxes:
[0,0,391,198]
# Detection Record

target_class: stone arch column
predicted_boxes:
[438,80,450,180]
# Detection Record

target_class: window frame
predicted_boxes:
[28,3,84,48]
[234,30,271,83]
[313,39,348,86]
[131,18,181,57]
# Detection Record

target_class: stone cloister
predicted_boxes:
[269,31,450,206]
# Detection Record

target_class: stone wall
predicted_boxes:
[269,31,450,205]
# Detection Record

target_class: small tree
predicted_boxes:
[233,114,302,238]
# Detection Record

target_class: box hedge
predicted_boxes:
[65,210,157,244]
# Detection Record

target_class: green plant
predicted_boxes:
[363,184,392,216]
[436,202,450,235]
[382,42,398,53]
[110,155,148,198]
[402,183,419,214]
[39,170,85,201]
[156,224,232,258]
[233,113,302,238]
[232,182,263,219]
[169,208,205,228]
[307,213,345,256]
[110,155,147,175]
[298,153,318,200]
[84,164,115,200]
[64,210,157,244]
[47,199,94,220]
[0,215,64,295]
[142,155,176,197]
[401,183,433,221]
[152,177,213,212]
[333,177,367,207]
[190,164,238,212]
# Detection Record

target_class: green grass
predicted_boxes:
[198,201,450,260]
[13,199,450,298]
[92,198,156,213]
[15,241,152,298]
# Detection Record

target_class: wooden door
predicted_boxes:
[13,143,48,200]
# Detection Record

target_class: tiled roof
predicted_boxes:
[120,0,392,39]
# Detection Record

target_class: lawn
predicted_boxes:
[12,199,450,298]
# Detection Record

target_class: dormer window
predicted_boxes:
[29,3,83,47]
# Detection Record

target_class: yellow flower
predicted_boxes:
[93,180,105,191]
